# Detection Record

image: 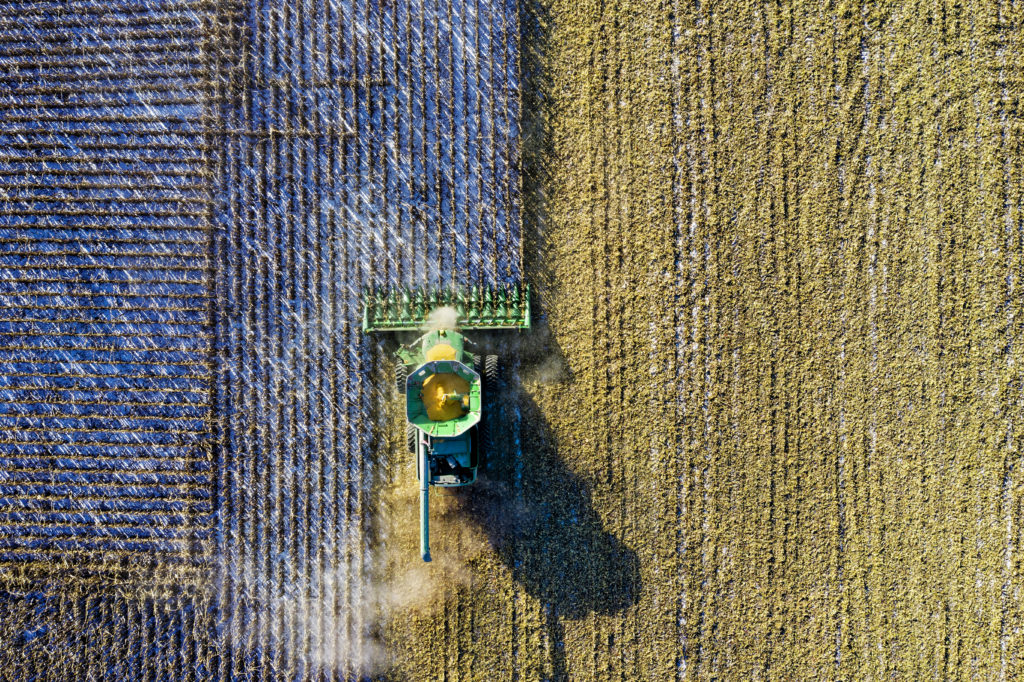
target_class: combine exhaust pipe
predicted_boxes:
[420,445,431,562]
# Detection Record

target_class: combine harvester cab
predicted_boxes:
[363,286,529,562]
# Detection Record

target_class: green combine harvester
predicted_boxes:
[363,285,530,561]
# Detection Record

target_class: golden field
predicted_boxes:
[379,0,1024,679]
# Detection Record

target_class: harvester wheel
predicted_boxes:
[395,361,407,396]
[484,355,499,386]
[406,422,417,453]
[477,355,499,467]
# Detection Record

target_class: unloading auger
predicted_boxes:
[363,285,530,561]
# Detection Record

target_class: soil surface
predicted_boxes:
[378,1,1024,679]
[1,1,1022,680]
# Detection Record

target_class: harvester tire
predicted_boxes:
[478,355,499,467]
[406,422,417,453]
[395,361,407,396]
[484,355,499,386]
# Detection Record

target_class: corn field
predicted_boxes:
[2,0,1024,680]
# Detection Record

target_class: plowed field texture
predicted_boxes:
[2,0,1024,680]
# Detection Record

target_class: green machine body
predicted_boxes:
[364,285,527,562]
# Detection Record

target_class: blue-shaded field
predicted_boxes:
[0,0,214,573]
[0,0,521,678]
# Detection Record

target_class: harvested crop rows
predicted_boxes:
[380,0,1024,680]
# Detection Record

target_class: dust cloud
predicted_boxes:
[374,474,495,615]
[424,305,459,331]
[224,560,388,678]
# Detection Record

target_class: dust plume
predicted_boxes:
[424,305,459,331]
[224,559,388,678]
[374,472,490,615]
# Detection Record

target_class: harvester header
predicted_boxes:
[362,284,531,332]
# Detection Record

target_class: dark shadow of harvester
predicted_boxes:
[461,312,642,679]
[468,336,642,617]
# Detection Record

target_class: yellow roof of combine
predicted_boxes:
[425,343,457,361]
[406,360,481,436]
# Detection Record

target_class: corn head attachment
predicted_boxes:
[361,284,531,333]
